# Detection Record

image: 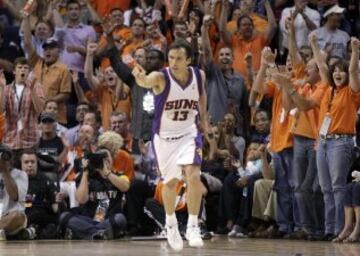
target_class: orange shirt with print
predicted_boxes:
[89,0,131,16]
[292,82,327,139]
[266,81,293,152]
[112,149,134,181]
[0,113,4,142]
[154,181,187,211]
[227,13,268,34]
[318,85,360,135]
[230,32,267,80]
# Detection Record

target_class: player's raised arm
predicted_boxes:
[132,63,166,93]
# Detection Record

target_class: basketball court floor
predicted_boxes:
[0,237,358,256]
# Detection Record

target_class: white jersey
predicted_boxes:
[152,66,203,139]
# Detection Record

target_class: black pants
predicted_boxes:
[125,179,155,235]
[26,207,58,228]
[218,172,258,228]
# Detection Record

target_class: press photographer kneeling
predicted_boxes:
[0,145,28,240]
[59,132,129,240]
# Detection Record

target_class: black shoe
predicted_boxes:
[283,230,309,240]
[200,224,212,240]
[18,227,37,240]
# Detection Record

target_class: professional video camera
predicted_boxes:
[85,149,108,175]
[0,144,13,161]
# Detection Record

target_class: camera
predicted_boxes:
[85,149,108,175]
[0,144,13,161]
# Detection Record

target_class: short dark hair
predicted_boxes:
[168,39,194,60]
[111,111,127,120]
[19,148,37,160]
[14,57,29,68]
[148,48,165,62]
[66,0,80,8]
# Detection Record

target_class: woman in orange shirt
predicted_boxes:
[310,34,360,240]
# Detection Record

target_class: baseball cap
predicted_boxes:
[40,112,56,123]
[323,4,345,18]
[42,37,59,49]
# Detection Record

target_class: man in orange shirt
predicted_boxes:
[85,43,131,131]
[252,47,294,237]
[226,1,269,35]
[273,58,326,240]
[22,13,71,125]
[219,0,276,83]
[96,8,132,58]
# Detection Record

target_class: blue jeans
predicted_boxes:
[293,136,323,233]
[61,213,126,239]
[316,137,354,235]
[273,148,295,233]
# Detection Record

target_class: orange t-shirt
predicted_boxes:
[112,149,134,181]
[89,0,131,16]
[318,85,360,135]
[227,13,268,34]
[89,85,132,131]
[154,180,187,211]
[266,81,293,152]
[292,82,327,139]
[231,32,267,80]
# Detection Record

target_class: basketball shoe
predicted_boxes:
[185,225,204,247]
[166,224,183,251]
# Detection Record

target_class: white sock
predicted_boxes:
[166,214,177,227]
[187,214,198,227]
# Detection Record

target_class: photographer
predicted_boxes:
[59,132,129,240]
[20,149,64,240]
[0,145,28,241]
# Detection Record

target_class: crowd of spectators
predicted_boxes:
[0,0,359,243]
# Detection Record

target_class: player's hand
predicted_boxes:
[132,63,146,78]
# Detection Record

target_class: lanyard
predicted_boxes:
[326,87,336,114]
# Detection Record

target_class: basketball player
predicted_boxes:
[132,39,210,251]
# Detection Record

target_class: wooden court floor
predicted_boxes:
[0,237,359,256]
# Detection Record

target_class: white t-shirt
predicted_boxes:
[314,26,350,58]
[0,169,28,217]
[14,83,25,101]
[280,6,321,49]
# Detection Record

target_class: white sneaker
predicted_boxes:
[185,225,204,247]
[0,229,6,241]
[166,225,183,251]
